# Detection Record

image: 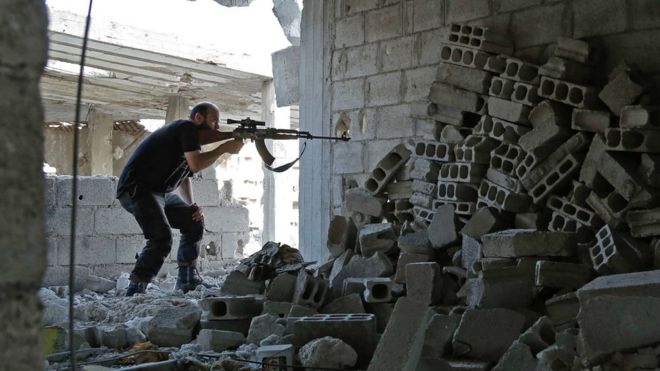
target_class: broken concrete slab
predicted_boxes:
[481,229,576,258]
[367,298,432,371]
[452,308,526,361]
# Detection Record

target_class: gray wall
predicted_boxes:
[43,175,250,286]
[0,0,49,368]
[299,0,660,261]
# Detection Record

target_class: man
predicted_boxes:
[116,102,243,296]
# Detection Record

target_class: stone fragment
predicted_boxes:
[331,252,393,296]
[482,229,576,258]
[420,313,462,359]
[326,215,357,257]
[84,275,115,293]
[452,308,526,361]
[359,223,397,257]
[492,341,538,371]
[430,82,486,114]
[197,329,245,352]
[222,271,265,295]
[539,56,592,83]
[406,262,444,305]
[462,265,534,309]
[345,187,385,216]
[461,235,482,276]
[265,273,296,302]
[599,65,644,115]
[299,336,358,370]
[428,204,459,249]
[246,313,285,345]
[398,229,433,255]
[395,253,431,283]
[367,298,432,371]
[535,261,593,289]
[145,304,202,347]
[321,293,365,314]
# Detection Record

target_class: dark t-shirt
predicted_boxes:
[117,120,201,197]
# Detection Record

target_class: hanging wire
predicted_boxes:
[68,0,94,369]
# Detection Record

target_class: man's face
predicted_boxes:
[202,109,220,130]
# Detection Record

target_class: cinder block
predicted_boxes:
[363,277,394,303]
[579,134,607,188]
[398,229,433,255]
[426,102,464,126]
[620,105,660,129]
[489,143,525,176]
[500,57,539,84]
[534,261,592,289]
[412,140,455,162]
[519,123,571,155]
[266,273,297,302]
[488,76,515,99]
[365,143,411,196]
[413,206,435,225]
[438,43,491,70]
[341,44,379,79]
[446,0,490,22]
[546,195,603,230]
[201,296,262,320]
[539,56,593,84]
[519,132,590,190]
[528,153,583,204]
[331,252,394,296]
[333,78,365,111]
[627,207,660,238]
[190,178,220,207]
[255,344,295,369]
[56,236,116,265]
[589,225,651,274]
[292,270,327,309]
[585,190,632,229]
[554,37,592,64]
[545,292,579,329]
[367,298,432,371]
[641,153,660,188]
[406,262,444,305]
[321,293,365,314]
[345,187,386,217]
[386,181,413,200]
[518,316,556,354]
[529,99,572,129]
[45,207,94,236]
[482,229,576,258]
[573,0,626,38]
[204,206,249,233]
[461,207,506,241]
[452,308,526,361]
[222,271,265,296]
[333,141,364,174]
[359,223,396,257]
[428,204,459,249]
[335,14,364,48]
[395,253,431,283]
[327,215,357,257]
[440,125,473,144]
[472,116,530,144]
[262,301,294,318]
[411,180,437,196]
[403,66,436,102]
[440,162,488,184]
[367,72,401,106]
[429,82,487,114]
[440,200,478,216]
[461,264,534,309]
[487,97,531,125]
[294,313,378,368]
[446,23,513,55]
[511,81,541,106]
[410,158,442,183]
[484,54,507,74]
[421,313,462,359]
[454,135,499,164]
[436,62,493,94]
[538,76,599,109]
[571,109,611,133]
[603,128,660,153]
[394,199,415,223]
[56,176,117,207]
[477,179,531,213]
[365,5,402,43]
[437,181,478,203]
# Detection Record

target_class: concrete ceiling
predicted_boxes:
[42,14,272,123]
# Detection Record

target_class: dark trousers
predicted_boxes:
[119,189,204,282]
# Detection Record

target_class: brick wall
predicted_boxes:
[327,0,660,214]
[43,175,249,286]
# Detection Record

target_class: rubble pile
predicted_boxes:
[42,23,660,371]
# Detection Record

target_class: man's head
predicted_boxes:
[190,102,220,130]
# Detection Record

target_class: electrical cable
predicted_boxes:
[67,0,94,370]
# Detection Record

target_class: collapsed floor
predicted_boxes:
[42,24,660,371]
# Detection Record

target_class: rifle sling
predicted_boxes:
[255,139,307,173]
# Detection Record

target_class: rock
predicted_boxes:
[39,288,68,326]
[85,275,115,293]
[197,329,245,352]
[145,304,202,347]
[246,313,285,345]
[299,336,358,370]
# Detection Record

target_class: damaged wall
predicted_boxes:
[0,0,49,369]
[308,0,660,256]
[43,173,250,286]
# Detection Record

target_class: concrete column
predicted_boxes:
[165,94,190,122]
[86,107,114,175]
[0,0,49,368]
[299,0,334,262]
[261,81,276,243]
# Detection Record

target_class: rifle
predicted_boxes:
[228,117,350,172]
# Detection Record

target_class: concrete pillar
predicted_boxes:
[165,94,190,122]
[299,0,333,262]
[86,107,114,175]
[261,81,277,243]
[0,0,49,368]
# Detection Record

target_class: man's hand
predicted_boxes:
[191,203,204,223]
[224,139,245,154]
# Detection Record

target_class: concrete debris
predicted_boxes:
[299,336,358,370]
[246,313,286,345]
[145,304,202,347]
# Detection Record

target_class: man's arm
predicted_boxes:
[184,139,244,173]
[179,177,194,204]
[198,130,235,146]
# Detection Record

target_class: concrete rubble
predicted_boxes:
[42,23,660,371]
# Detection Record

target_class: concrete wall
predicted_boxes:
[0,0,49,368]
[299,0,660,258]
[43,174,250,286]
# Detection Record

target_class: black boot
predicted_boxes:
[126,274,149,297]
[175,261,204,293]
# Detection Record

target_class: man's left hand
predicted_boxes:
[191,203,204,223]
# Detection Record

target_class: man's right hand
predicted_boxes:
[224,139,244,154]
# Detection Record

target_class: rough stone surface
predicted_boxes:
[299,336,359,370]
[145,304,202,347]
[197,329,245,352]
[246,313,286,344]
